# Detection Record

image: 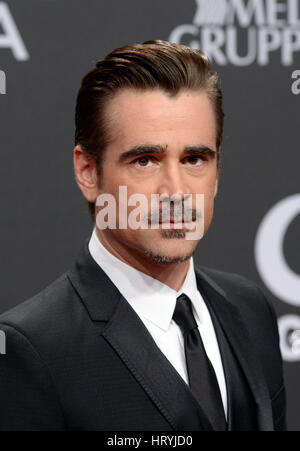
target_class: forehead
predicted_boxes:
[105,88,217,150]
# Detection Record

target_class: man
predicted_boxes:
[0,40,286,431]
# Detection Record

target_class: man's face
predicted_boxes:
[94,88,218,264]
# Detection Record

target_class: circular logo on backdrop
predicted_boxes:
[255,194,300,307]
[255,194,300,361]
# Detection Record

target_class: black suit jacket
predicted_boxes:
[0,239,286,431]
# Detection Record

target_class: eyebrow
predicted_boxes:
[118,144,217,163]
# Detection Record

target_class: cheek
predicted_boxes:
[202,194,215,230]
[198,176,217,199]
[206,188,216,201]
[203,182,217,215]
[205,172,218,197]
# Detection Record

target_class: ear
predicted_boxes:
[73,145,99,202]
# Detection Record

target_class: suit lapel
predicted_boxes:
[102,294,214,431]
[194,265,274,431]
[67,239,213,431]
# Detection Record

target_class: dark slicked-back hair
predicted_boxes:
[75,40,224,220]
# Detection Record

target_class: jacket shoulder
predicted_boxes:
[196,264,273,311]
[197,264,260,291]
[0,273,85,344]
[195,264,281,345]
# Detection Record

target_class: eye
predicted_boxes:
[132,156,155,168]
[184,156,206,166]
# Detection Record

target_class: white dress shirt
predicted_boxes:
[88,227,227,417]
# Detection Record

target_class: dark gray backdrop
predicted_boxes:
[0,0,299,430]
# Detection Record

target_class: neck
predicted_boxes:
[96,229,190,292]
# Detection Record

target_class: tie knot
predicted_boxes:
[173,293,198,336]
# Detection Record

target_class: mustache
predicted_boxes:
[145,203,200,224]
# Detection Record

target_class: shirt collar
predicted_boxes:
[88,227,201,332]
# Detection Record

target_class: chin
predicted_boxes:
[142,249,193,264]
[139,241,195,264]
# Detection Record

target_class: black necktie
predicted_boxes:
[173,293,227,431]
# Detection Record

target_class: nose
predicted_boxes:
[156,160,189,201]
